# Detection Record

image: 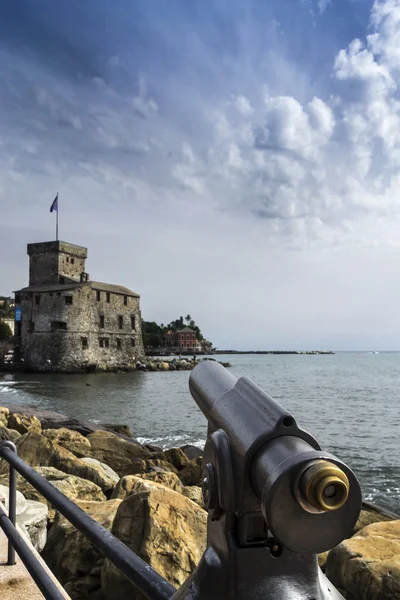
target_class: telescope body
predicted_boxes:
[172,361,361,600]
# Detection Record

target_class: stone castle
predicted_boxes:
[14,241,144,372]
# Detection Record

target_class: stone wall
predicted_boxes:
[18,284,144,372]
[28,242,88,286]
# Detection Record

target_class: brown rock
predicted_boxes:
[112,473,184,499]
[353,502,398,535]
[0,467,106,520]
[180,444,203,461]
[178,460,203,486]
[87,430,151,476]
[164,448,190,471]
[101,486,207,599]
[326,519,400,600]
[7,413,41,435]
[0,431,118,493]
[42,427,91,458]
[0,425,21,443]
[43,499,122,598]
[0,406,9,426]
[121,458,178,477]
[100,424,133,438]
[182,486,204,508]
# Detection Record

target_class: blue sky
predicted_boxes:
[2,0,400,350]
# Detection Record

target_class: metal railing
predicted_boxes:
[0,440,176,600]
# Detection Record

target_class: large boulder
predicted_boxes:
[87,430,152,476]
[178,459,203,486]
[0,406,9,426]
[0,466,106,521]
[42,427,92,458]
[164,448,190,471]
[1,431,117,493]
[326,520,400,600]
[102,486,207,598]
[43,499,122,599]
[0,425,21,443]
[182,486,204,508]
[7,412,42,435]
[112,474,183,500]
[99,424,133,438]
[123,458,179,477]
[180,445,203,461]
[141,471,184,492]
[353,502,399,535]
[81,457,120,493]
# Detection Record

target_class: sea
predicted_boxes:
[0,352,399,513]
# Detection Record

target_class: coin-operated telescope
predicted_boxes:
[172,361,361,600]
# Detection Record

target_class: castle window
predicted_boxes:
[131,338,136,347]
[118,315,123,329]
[96,290,101,302]
[99,338,104,348]
[99,315,105,328]
[116,338,121,349]
[131,315,136,330]
[106,292,111,303]
[66,257,69,263]
[81,337,88,349]
[124,295,128,306]
[35,295,40,305]
[99,338,109,348]
[65,296,73,305]
[49,292,53,297]
[51,321,67,331]
[71,258,75,265]
[29,321,34,333]
[57,292,61,296]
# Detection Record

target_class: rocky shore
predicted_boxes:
[0,405,399,600]
[0,350,231,373]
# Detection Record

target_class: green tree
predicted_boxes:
[0,320,12,340]
[185,314,192,325]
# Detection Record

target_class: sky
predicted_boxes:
[1,0,400,350]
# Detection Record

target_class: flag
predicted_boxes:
[50,193,58,213]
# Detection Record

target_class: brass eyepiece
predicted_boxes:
[296,460,349,513]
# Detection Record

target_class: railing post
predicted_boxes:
[0,441,17,566]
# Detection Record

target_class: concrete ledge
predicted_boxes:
[0,500,70,600]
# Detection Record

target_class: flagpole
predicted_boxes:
[56,192,59,241]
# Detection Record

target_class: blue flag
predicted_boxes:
[50,193,58,213]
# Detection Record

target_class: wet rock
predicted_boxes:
[42,427,92,458]
[326,520,400,600]
[101,485,207,598]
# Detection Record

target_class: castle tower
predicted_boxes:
[27,241,88,286]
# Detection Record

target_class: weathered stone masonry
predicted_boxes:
[14,241,144,372]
